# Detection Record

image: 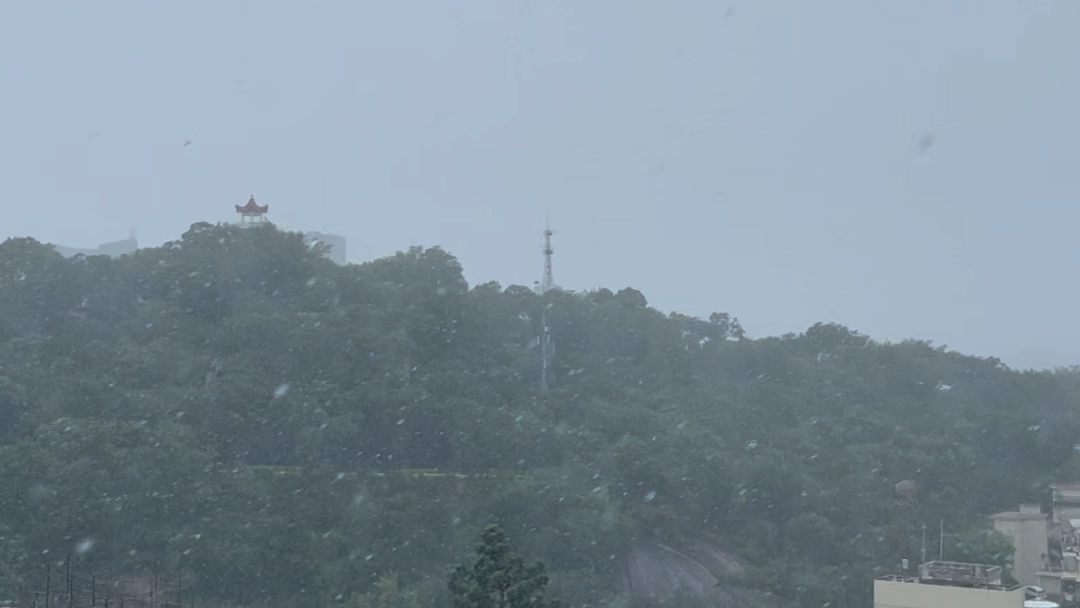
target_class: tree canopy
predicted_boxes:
[0,222,1071,608]
[449,524,561,608]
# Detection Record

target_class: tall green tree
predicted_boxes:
[449,525,561,608]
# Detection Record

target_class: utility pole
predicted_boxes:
[65,555,71,608]
[921,523,927,564]
[939,520,944,561]
[540,306,550,393]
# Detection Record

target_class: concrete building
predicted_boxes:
[993,504,1050,587]
[874,561,1023,608]
[1051,483,1080,526]
[1036,483,1080,603]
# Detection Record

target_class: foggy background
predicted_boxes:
[1,0,1077,369]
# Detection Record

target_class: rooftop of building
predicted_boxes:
[992,510,1048,522]
[878,561,1020,592]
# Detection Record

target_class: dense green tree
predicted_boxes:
[449,525,561,608]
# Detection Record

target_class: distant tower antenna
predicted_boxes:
[538,217,556,393]
[540,218,555,294]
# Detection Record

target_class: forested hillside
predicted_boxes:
[1,222,1078,608]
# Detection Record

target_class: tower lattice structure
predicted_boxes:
[538,223,557,392]
[540,225,555,293]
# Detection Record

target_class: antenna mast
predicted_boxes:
[540,220,555,294]
[538,218,556,393]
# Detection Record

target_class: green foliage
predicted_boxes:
[942,527,1017,578]
[0,224,1078,608]
[347,573,437,608]
[449,525,561,608]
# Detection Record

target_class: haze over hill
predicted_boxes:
[3,0,1080,369]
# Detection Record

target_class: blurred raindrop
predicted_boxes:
[916,133,935,156]
[428,111,454,129]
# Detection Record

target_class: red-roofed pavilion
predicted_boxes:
[236,195,269,223]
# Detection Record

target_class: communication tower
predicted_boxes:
[537,221,557,393]
[540,222,556,294]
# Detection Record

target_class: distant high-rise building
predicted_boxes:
[304,231,347,264]
[97,237,139,257]
[51,236,138,258]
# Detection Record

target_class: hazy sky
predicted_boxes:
[2,0,1078,369]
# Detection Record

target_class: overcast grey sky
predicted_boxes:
[2,0,1078,369]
